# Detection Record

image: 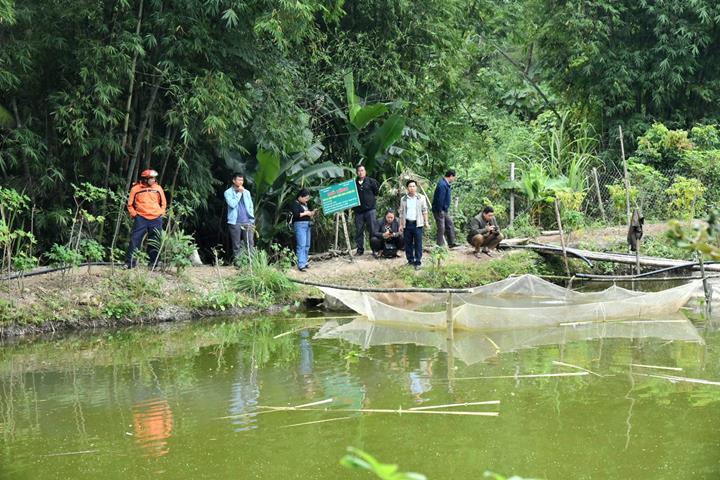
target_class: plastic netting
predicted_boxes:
[314,315,703,365]
[319,275,701,331]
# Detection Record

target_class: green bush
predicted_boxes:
[45,243,83,279]
[666,176,706,219]
[148,229,196,273]
[231,250,297,305]
[193,289,244,311]
[503,213,540,239]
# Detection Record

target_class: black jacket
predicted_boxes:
[373,218,400,239]
[291,200,312,223]
[353,176,379,213]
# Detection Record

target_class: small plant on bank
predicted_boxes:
[45,243,83,280]
[148,229,196,273]
[193,289,244,311]
[231,250,296,306]
[80,239,105,274]
[504,213,541,239]
[0,186,35,276]
[429,245,449,271]
[12,252,38,292]
[268,242,297,271]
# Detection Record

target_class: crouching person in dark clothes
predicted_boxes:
[370,209,404,259]
[467,206,503,258]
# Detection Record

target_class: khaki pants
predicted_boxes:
[470,232,503,252]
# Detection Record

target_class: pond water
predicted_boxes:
[1,313,719,479]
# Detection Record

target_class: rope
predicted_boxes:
[289,278,472,293]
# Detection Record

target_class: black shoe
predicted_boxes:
[298,266,308,272]
[355,249,364,256]
[414,264,421,271]
[448,243,460,249]
[372,252,380,259]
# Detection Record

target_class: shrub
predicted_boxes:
[666,176,706,219]
[192,289,244,311]
[231,250,297,305]
[148,229,196,273]
[45,243,83,279]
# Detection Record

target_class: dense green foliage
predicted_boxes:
[2,0,720,261]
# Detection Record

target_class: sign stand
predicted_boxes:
[341,212,354,263]
[319,179,361,263]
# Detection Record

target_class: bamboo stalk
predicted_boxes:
[509,162,515,227]
[592,167,607,223]
[627,363,683,372]
[292,398,334,409]
[280,416,353,429]
[619,125,631,223]
[634,373,720,386]
[454,372,589,380]
[43,450,99,457]
[408,401,500,411]
[552,360,602,377]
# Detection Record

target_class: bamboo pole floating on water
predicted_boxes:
[628,363,683,372]
[552,360,602,377]
[454,371,589,381]
[446,292,454,341]
[633,373,720,386]
[257,406,499,416]
[407,401,500,411]
[280,416,354,429]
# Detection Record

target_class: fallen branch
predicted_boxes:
[256,406,498,416]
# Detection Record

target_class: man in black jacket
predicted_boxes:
[370,209,404,258]
[352,164,379,255]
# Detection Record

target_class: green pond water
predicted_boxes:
[1,312,719,479]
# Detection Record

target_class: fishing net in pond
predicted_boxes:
[314,315,703,365]
[318,274,702,331]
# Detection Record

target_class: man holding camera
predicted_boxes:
[467,206,503,258]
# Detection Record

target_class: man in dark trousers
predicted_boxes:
[467,206,503,257]
[352,164,379,255]
[370,209,404,258]
[432,169,458,248]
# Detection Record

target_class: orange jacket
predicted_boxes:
[127,182,167,220]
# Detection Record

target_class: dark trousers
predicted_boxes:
[126,216,163,267]
[434,210,456,247]
[370,235,405,255]
[229,223,254,260]
[403,221,423,265]
[354,209,376,252]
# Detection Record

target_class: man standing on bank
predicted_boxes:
[125,169,167,268]
[431,169,458,248]
[352,164,379,256]
[224,172,255,262]
[467,206,504,258]
[399,179,430,270]
[291,189,316,272]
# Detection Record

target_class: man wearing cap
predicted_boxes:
[224,172,255,262]
[125,169,167,268]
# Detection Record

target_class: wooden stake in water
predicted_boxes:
[509,162,515,227]
[446,292,454,341]
[341,211,354,263]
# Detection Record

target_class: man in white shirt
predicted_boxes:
[398,179,429,270]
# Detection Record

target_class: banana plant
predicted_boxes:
[344,71,405,173]
[225,142,347,244]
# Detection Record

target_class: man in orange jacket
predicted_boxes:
[125,169,167,268]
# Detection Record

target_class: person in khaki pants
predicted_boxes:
[467,206,503,257]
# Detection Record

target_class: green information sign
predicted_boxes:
[319,179,360,215]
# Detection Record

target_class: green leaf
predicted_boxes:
[0,104,14,128]
[255,149,281,193]
[364,115,405,170]
[344,71,361,122]
[351,104,388,130]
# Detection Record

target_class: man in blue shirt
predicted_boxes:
[431,169,458,248]
[224,172,255,261]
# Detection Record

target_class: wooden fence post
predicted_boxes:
[554,199,571,276]
[619,125,631,223]
[509,162,515,227]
